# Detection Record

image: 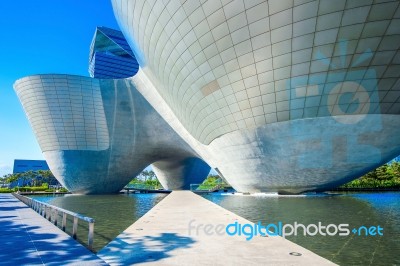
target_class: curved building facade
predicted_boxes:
[111,0,400,193]
[111,0,400,144]
[14,1,400,194]
[14,75,210,194]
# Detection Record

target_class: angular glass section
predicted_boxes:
[89,27,139,79]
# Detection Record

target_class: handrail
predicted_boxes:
[125,183,157,190]
[12,192,95,250]
[209,184,223,192]
[190,183,224,192]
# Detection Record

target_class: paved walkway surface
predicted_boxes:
[98,191,336,265]
[0,194,107,266]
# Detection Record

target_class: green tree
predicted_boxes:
[340,161,400,189]
[363,168,378,180]
[129,170,162,189]
[387,162,400,177]
[198,175,229,190]
[375,164,394,180]
[140,170,156,182]
[37,170,56,186]
[5,173,20,183]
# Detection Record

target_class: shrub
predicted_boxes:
[17,186,48,192]
[0,188,13,193]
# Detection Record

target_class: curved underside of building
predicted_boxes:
[14,0,400,194]
[111,0,400,194]
[14,75,210,194]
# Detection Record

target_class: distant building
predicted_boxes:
[10,160,51,188]
[89,26,139,79]
[13,159,49,174]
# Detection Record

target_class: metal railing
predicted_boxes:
[12,193,95,250]
[125,183,158,190]
[190,183,224,192]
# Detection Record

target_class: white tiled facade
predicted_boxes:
[14,75,210,194]
[14,75,109,152]
[12,1,400,194]
[112,0,400,144]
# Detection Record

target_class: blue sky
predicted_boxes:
[0,1,119,175]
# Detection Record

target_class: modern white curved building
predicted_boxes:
[14,74,210,194]
[15,0,400,194]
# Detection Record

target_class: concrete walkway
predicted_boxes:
[0,194,107,266]
[98,191,336,265]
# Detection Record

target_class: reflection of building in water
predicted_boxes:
[207,192,400,265]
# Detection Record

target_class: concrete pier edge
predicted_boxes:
[0,193,107,265]
[98,191,336,265]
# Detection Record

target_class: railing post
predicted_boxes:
[62,213,67,231]
[72,217,78,239]
[54,209,58,226]
[13,193,95,250]
[88,222,94,250]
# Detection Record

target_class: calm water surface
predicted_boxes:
[31,192,400,265]
[30,193,167,252]
[202,192,400,266]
